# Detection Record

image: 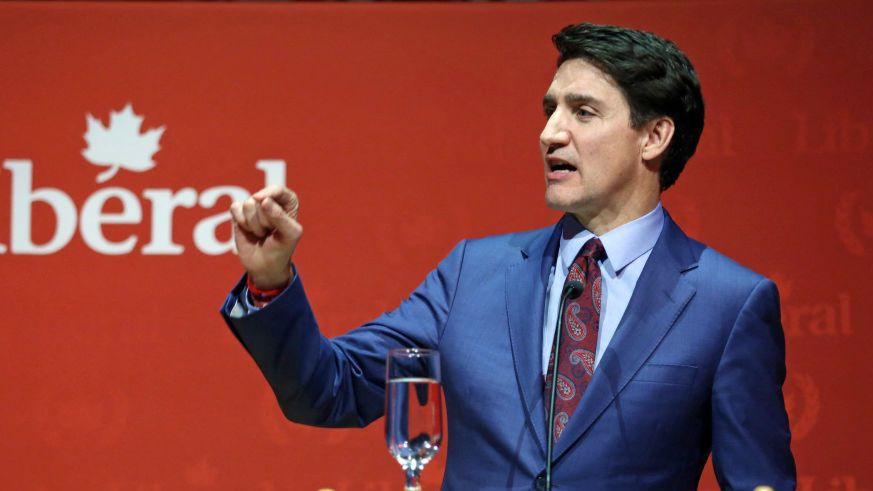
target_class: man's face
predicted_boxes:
[540,58,652,219]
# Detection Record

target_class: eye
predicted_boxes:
[574,107,594,118]
[543,105,556,117]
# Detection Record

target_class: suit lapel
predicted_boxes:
[505,220,563,458]
[553,214,699,462]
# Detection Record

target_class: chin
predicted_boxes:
[545,187,584,213]
[545,198,571,213]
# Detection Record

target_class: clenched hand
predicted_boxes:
[229,186,303,289]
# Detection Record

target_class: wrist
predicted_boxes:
[248,264,292,290]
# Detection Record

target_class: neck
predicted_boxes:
[571,194,660,236]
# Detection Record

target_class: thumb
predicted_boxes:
[262,197,303,244]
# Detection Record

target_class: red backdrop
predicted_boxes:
[1,1,871,489]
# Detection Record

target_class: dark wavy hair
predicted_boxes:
[553,23,705,190]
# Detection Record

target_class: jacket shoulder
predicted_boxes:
[462,225,554,258]
[686,235,773,296]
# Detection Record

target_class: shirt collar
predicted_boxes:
[558,202,665,274]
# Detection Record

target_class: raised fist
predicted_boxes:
[229,186,303,289]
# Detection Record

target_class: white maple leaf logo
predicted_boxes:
[82,103,165,183]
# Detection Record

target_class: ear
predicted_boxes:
[640,116,675,162]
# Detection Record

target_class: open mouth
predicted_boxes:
[549,162,577,172]
[547,158,577,178]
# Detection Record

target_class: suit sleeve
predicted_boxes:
[711,278,797,490]
[220,240,467,428]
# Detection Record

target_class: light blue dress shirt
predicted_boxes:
[542,203,664,375]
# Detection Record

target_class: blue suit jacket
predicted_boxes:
[221,214,796,490]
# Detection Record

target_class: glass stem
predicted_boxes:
[404,469,421,491]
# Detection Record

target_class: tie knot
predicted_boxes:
[579,238,606,261]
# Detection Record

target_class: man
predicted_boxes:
[222,23,796,490]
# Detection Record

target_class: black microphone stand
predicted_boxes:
[545,281,583,491]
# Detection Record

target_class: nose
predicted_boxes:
[539,112,570,151]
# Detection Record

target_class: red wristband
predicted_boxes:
[247,275,289,306]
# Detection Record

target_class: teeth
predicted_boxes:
[549,162,575,171]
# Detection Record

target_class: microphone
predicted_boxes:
[545,280,583,490]
[564,281,584,301]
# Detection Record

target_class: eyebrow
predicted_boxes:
[542,93,603,109]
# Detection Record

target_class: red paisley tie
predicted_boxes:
[544,237,606,441]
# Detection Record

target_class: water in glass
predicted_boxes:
[385,350,443,490]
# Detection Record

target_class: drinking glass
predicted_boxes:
[385,348,443,491]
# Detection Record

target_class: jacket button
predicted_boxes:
[534,474,547,491]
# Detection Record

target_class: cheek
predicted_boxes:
[573,130,613,160]
[580,132,639,171]
[573,139,608,176]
